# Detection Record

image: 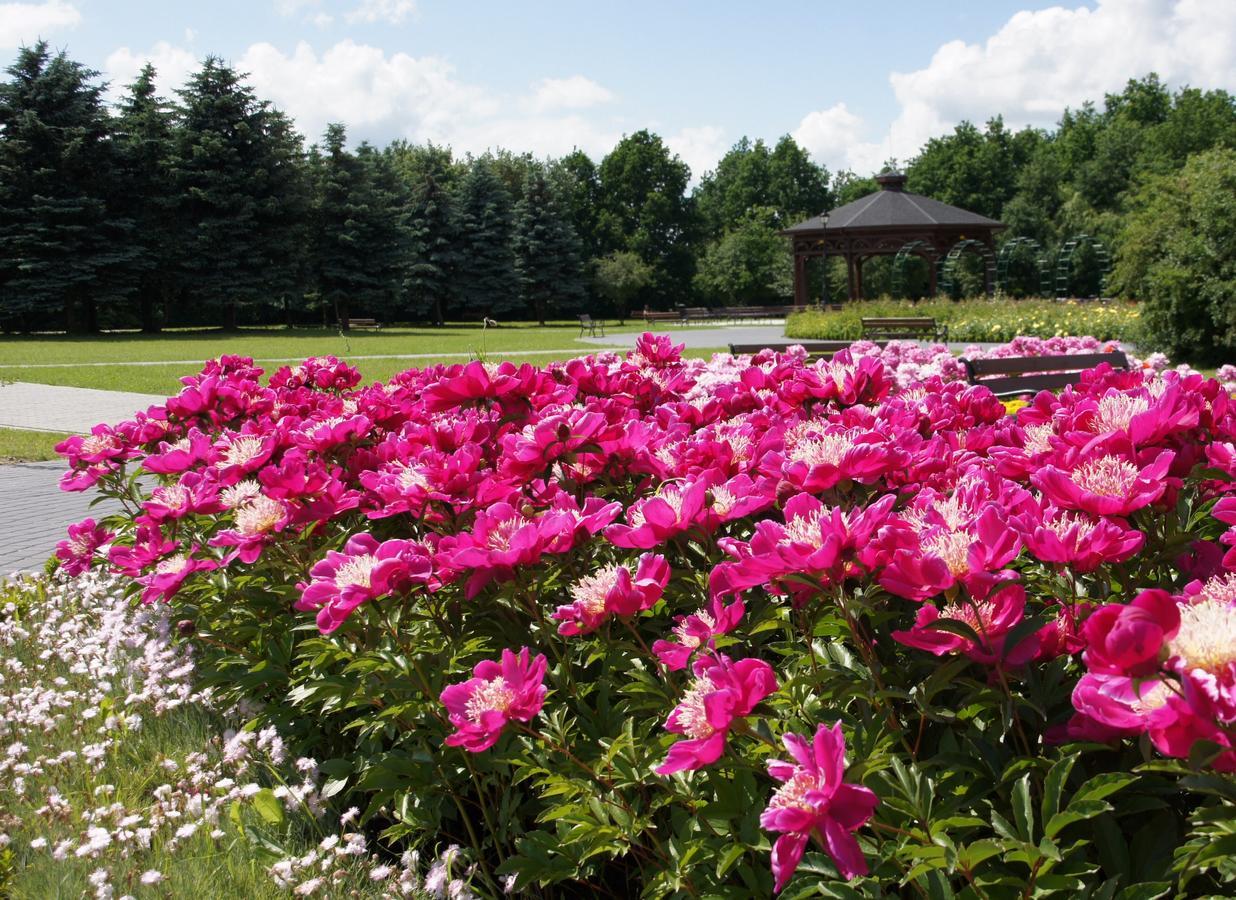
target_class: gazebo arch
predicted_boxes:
[997,237,1049,296]
[939,239,997,298]
[891,240,939,298]
[781,172,1006,303]
[1055,234,1111,299]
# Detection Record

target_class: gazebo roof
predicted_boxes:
[782,172,1005,234]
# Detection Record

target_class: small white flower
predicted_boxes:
[139,870,165,885]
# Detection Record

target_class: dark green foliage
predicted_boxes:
[453,158,518,317]
[1114,148,1236,364]
[597,130,699,308]
[406,175,458,325]
[592,251,651,323]
[111,64,179,332]
[693,207,791,306]
[171,57,308,329]
[311,124,409,327]
[0,43,134,332]
[512,172,586,324]
[696,135,830,239]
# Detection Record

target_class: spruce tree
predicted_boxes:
[172,57,304,329]
[256,106,311,324]
[312,123,371,327]
[0,43,132,332]
[406,174,458,325]
[112,63,178,331]
[512,171,586,324]
[357,142,412,320]
[453,159,518,317]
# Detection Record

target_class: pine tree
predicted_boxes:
[406,174,458,325]
[512,172,586,324]
[453,159,518,317]
[312,123,371,327]
[171,57,306,329]
[357,143,412,320]
[256,106,311,325]
[0,43,132,332]
[112,63,178,332]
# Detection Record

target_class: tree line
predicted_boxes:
[1,43,1234,332]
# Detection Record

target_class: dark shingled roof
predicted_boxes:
[783,172,1005,234]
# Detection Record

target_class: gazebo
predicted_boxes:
[781,172,1006,303]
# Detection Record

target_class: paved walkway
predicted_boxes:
[580,324,787,350]
[0,461,121,574]
[0,381,165,434]
[0,383,156,574]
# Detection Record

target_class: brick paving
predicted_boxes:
[0,381,165,434]
[0,461,120,574]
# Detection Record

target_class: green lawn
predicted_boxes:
[0,427,66,463]
[0,324,727,395]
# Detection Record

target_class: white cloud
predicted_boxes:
[665,125,727,182]
[525,75,614,113]
[794,0,1236,176]
[310,12,334,28]
[0,0,80,49]
[344,0,415,25]
[104,41,199,98]
[890,0,1236,162]
[791,102,877,174]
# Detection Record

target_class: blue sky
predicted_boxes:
[4,1,1234,179]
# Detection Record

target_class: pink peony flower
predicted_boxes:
[605,478,710,549]
[1032,447,1174,517]
[1021,506,1144,573]
[891,583,1036,666]
[295,533,432,633]
[440,648,548,752]
[652,596,745,671]
[655,654,777,774]
[552,553,670,636]
[136,550,218,604]
[1081,589,1180,676]
[760,722,879,890]
[55,519,114,576]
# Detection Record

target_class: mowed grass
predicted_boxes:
[0,324,729,395]
[0,427,66,463]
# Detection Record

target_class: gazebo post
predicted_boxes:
[793,252,808,307]
[845,253,856,301]
[855,256,865,300]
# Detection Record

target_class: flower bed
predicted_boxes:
[52,336,1236,896]
[786,298,1141,344]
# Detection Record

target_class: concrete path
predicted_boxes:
[0,461,121,574]
[0,381,165,434]
[580,324,787,350]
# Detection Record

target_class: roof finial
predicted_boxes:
[875,170,907,192]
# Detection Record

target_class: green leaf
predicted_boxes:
[1012,774,1034,843]
[1114,883,1170,900]
[252,788,285,825]
[1071,772,1138,805]
[924,616,984,647]
[716,843,746,878]
[1045,799,1111,838]
[1041,753,1078,825]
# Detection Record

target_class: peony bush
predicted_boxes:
[52,335,1236,896]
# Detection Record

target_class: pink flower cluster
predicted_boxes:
[56,334,1236,889]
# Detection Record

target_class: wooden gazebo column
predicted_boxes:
[793,252,809,306]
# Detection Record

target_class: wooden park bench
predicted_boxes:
[642,308,684,325]
[962,350,1129,397]
[341,317,381,330]
[860,316,947,342]
[725,305,799,321]
[578,314,606,337]
[728,340,858,360]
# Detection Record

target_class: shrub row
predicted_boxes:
[786,298,1141,344]
[53,338,1236,897]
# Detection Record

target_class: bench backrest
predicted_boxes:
[963,351,1129,396]
[728,340,863,355]
[579,314,593,323]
